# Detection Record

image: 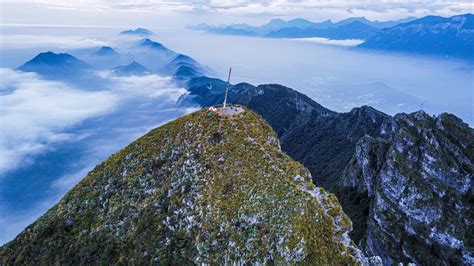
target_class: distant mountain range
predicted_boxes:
[358,13,474,60]
[16,36,209,82]
[120,28,153,35]
[266,21,379,39]
[188,14,473,60]
[187,16,416,39]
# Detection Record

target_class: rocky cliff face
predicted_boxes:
[341,111,474,264]
[1,107,371,265]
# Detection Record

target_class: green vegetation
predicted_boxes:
[1,106,366,264]
[340,111,474,264]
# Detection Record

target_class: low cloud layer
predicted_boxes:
[291,37,364,47]
[0,35,108,50]
[0,68,117,175]
[0,68,188,176]
[0,66,191,245]
[98,71,187,100]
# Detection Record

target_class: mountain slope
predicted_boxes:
[183,82,395,188]
[187,17,415,38]
[166,54,207,81]
[0,107,370,264]
[340,111,474,264]
[333,17,416,29]
[183,83,395,244]
[182,82,394,245]
[358,14,474,60]
[266,21,379,39]
[140,38,172,52]
[112,61,149,76]
[214,26,258,36]
[181,78,473,264]
[17,51,91,77]
[91,46,119,57]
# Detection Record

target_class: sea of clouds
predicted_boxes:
[0,27,199,244]
[1,22,472,245]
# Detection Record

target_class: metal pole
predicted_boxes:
[223,67,232,108]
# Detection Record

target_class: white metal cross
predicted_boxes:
[223,67,232,108]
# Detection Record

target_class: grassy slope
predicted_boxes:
[1,107,364,264]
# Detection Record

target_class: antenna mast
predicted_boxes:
[223,67,232,108]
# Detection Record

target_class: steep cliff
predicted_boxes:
[341,111,474,264]
[182,79,473,264]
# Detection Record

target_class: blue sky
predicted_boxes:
[1,0,473,28]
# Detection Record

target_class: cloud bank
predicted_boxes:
[0,35,109,50]
[291,37,364,47]
[0,68,188,175]
[0,67,190,245]
[0,68,117,175]
[98,71,187,100]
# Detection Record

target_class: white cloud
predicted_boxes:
[291,37,364,47]
[0,68,118,174]
[98,71,188,100]
[0,35,108,50]
[0,68,188,176]
[0,66,192,245]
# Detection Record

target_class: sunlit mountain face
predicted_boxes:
[0,3,473,264]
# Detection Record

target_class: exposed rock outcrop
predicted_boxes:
[341,111,474,264]
[182,78,473,264]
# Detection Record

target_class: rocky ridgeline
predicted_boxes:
[0,107,377,265]
[182,80,473,264]
[341,111,473,264]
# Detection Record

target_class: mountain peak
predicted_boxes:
[341,110,473,264]
[170,54,200,69]
[288,18,311,23]
[141,38,155,45]
[269,18,286,23]
[140,38,168,51]
[0,107,370,264]
[91,46,118,57]
[112,61,149,76]
[120,28,153,35]
[359,14,474,59]
[17,51,90,75]
[29,51,76,63]
[173,54,196,62]
[350,105,383,114]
